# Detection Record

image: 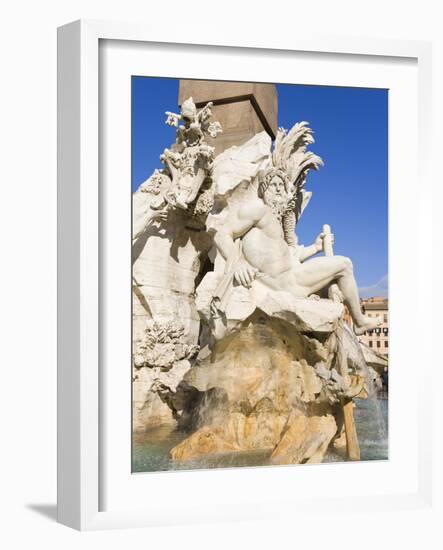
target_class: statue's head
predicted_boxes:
[181,97,197,126]
[258,168,291,218]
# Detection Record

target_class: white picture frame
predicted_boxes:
[57,19,433,531]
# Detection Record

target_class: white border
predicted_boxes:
[57,19,433,531]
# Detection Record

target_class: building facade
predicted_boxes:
[359,296,389,357]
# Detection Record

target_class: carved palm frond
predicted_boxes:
[273,122,324,191]
[274,122,323,239]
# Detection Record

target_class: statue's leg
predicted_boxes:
[294,256,382,334]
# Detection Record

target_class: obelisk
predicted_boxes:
[178,79,278,155]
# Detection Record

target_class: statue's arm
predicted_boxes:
[298,243,320,262]
[213,229,236,262]
[288,232,317,263]
[214,202,264,261]
[214,202,265,287]
[297,231,329,262]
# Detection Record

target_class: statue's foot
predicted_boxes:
[354,315,383,336]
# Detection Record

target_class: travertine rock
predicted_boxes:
[196,273,344,342]
[169,312,342,463]
[170,426,239,460]
[271,414,337,465]
[132,211,211,431]
[133,367,175,430]
[133,319,199,369]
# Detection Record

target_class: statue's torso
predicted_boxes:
[241,207,293,277]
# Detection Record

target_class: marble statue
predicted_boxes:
[212,164,382,336]
[132,170,169,248]
[161,97,222,210]
[131,99,222,429]
[132,97,383,464]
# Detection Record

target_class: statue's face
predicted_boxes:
[263,175,288,207]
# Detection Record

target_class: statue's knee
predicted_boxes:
[344,257,353,272]
[338,256,353,272]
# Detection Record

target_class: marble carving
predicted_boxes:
[132,98,383,462]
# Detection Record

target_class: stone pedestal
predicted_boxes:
[179,80,278,155]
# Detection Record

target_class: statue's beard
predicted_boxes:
[264,193,287,221]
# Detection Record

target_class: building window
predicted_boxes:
[384,341,388,348]
[384,314,388,323]
[369,341,373,348]
[376,341,381,348]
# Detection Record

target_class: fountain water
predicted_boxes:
[342,323,388,460]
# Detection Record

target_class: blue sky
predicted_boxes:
[132,77,388,292]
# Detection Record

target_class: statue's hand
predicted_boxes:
[233,259,258,288]
[314,231,334,252]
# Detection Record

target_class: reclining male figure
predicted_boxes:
[213,169,382,336]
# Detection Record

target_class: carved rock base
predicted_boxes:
[271,413,337,465]
[170,311,341,464]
